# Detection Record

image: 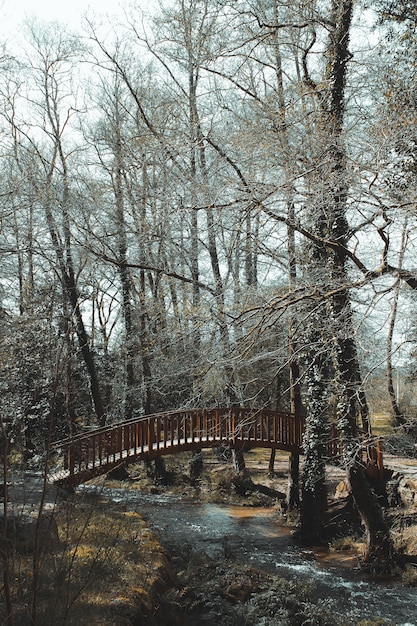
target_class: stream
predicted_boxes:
[82,485,417,625]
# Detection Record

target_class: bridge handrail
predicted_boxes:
[50,407,306,451]
[48,407,385,487]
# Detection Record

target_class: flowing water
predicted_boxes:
[82,485,417,625]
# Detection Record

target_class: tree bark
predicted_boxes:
[112,83,136,421]
[302,0,396,568]
[300,321,329,541]
[348,466,396,574]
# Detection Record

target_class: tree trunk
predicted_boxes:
[386,221,408,425]
[113,89,136,422]
[271,0,302,509]
[189,450,203,485]
[300,322,329,541]
[348,466,395,574]
[288,452,300,510]
[309,0,396,569]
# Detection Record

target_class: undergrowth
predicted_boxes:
[0,493,173,625]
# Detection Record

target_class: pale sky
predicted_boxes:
[1,0,124,38]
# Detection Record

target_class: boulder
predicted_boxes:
[397,476,417,508]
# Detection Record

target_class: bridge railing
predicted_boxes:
[49,408,384,484]
[50,407,306,479]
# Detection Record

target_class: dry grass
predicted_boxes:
[1,494,173,625]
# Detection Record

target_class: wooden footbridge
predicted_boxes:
[49,407,384,489]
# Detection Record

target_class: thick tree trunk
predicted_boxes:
[348,466,395,574]
[300,323,329,541]
[288,338,302,509]
[288,452,300,510]
[324,0,395,568]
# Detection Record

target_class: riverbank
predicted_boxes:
[2,449,417,624]
[100,448,417,624]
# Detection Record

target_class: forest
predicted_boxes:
[1,0,417,614]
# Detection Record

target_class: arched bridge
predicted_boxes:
[49,407,384,489]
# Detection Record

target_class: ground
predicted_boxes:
[1,447,417,624]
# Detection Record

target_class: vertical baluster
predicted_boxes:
[87,436,90,469]
[124,425,128,456]
[298,416,303,447]
[118,426,123,461]
[219,410,223,443]
[98,433,102,466]
[170,415,174,447]
[105,431,110,463]
[156,417,161,450]
[204,410,209,441]
[147,418,153,452]
[139,421,143,452]
[197,411,201,443]
[69,443,75,477]
[90,436,95,468]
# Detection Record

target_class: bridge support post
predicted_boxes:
[189,450,203,486]
[268,449,276,476]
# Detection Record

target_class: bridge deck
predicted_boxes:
[49,407,382,488]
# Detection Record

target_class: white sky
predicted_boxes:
[0,0,125,38]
